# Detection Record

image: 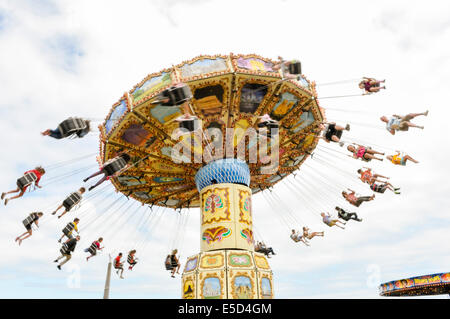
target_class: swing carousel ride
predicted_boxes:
[4,52,428,299]
[379,272,450,297]
[98,53,323,299]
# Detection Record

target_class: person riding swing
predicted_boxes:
[165,249,181,278]
[41,117,91,139]
[358,77,386,94]
[335,207,362,222]
[342,189,375,207]
[153,83,193,107]
[347,144,384,162]
[358,168,390,185]
[321,212,346,229]
[54,235,80,270]
[272,56,302,80]
[15,212,44,245]
[58,218,80,243]
[357,168,400,194]
[114,253,125,279]
[380,110,428,135]
[370,182,400,195]
[320,122,350,146]
[127,249,138,270]
[2,167,46,206]
[52,188,85,218]
[290,229,310,246]
[154,84,201,138]
[85,237,104,261]
[255,241,276,258]
[302,226,324,241]
[387,151,419,166]
[257,114,279,139]
[83,153,132,191]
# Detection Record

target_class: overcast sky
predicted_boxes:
[0,0,449,299]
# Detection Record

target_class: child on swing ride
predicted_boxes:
[127,249,138,270]
[114,253,125,279]
[358,167,387,184]
[83,153,132,191]
[165,249,181,278]
[41,118,91,139]
[54,236,80,270]
[342,189,375,207]
[85,237,104,261]
[52,187,86,218]
[380,110,428,135]
[357,168,400,194]
[387,151,419,166]
[58,218,80,243]
[319,122,350,146]
[321,212,346,229]
[358,77,386,94]
[272,56,302,80]
[290,229,310,246]
[302,226,324,241]
[2,166,46,206]
[335,207,362,222]
[370,182,401,195]
[255,241,276,258]
[15,212,44,245]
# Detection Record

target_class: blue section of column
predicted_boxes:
[195,159,251,192]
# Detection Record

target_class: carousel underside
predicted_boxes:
[98,53,325,209]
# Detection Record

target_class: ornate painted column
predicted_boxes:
[181,159,274,299]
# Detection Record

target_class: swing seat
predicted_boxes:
[60,243,70,255]
[160,84,193,106]
[103,157,128,176]
[87,243,97,255]
[22,213,37,228]
[165,262,177,271]
[62,222,76,236]
[165,263,173,271]
[288,61,302,75]
[165,255,175,270]
[258,121,279,137]
[63,193,82,211]
[371,184,387,193]
[58,118,89,138]
[324,124,343,141]
[76,125,90,138]
[178,117,199,132]
[16,172,37,191]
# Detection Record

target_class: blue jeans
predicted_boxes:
[49,129,63,139]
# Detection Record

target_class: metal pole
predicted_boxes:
[103,254,112,299]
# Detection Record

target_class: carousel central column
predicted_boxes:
[181,159,273,299]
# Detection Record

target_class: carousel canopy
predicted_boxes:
[98,53,324,208]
